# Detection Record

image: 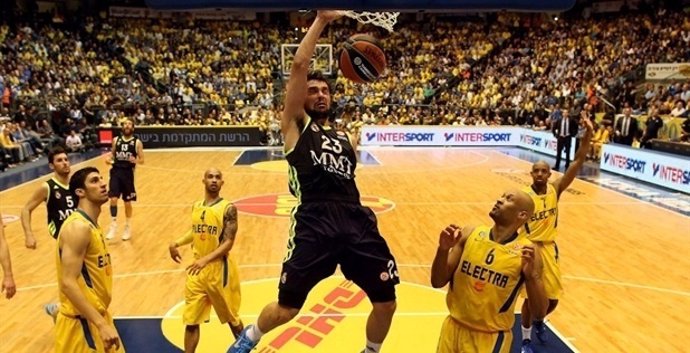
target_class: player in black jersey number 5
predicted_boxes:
[21,147,77,320]
[228,10,399,353]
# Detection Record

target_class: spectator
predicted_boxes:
[65,130,84,152]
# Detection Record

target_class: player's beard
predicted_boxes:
[305,107,331,124]
[205,185,220,196]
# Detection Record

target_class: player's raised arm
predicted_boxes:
[431,225,472,288]
[281,11,342,151]
[553,117,594,198]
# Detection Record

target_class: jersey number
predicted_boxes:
[321,135,343,154]
[122,144,129,152]
[200,210,206,222]
[485,249,495,265]
[66,196,74,208]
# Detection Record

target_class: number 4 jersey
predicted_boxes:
[46,178,77,238]
[285,116,360,203]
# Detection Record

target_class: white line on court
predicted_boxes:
[0,200,644,209]
[15,263,690,298]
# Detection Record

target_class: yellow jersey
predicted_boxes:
[56,210,113,317]
[447,225,530,332]
[521,184,559,242]
[191,198,231,259]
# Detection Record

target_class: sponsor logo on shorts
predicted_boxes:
[234,194,395,217]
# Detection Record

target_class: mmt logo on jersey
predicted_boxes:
[653,163,690,185]
[603,153,647,173]
[519,134,542,147]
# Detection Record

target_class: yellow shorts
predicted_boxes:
[540,242,562,300]
[436,316,512,353]
[184,256,241,326]
[55,311,125,353]
[521,242,562,300]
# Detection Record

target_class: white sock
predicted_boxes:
[522,325,532,341]
[125,218,131,227]
[365,340,382,353]
[247,324,263,342]
[111,218,117,225]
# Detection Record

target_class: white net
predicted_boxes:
[342,11,400,32]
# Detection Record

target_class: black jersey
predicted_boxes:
[285,116,360,203]
[45,178,77,238]
[113,136,138,169]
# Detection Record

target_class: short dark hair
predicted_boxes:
[48,147,68,164]
[306,71,332,93]
[69,167,100,196]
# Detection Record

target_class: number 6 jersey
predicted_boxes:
[446,225,532,332]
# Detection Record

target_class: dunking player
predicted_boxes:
[55,167,123,352]
[106,119,144,241]
[21,147,76,318]
[168,168,244,353]
[228,11,399,353]
[0,216,17,299]
[520,117,593,353]
[432,189,546,353]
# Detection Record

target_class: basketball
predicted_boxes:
[338,34,387,84]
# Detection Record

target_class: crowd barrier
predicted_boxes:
[361,125,690,193]
[97,126,262,148]
[600,144,690,194]
[360,126,576,159]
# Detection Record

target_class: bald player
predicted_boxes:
[432,189,546,353]
[520,117,593,353]
[168,168,243,353]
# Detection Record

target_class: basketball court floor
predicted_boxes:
[1,146,689,353]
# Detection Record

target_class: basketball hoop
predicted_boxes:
[342,11,400,33]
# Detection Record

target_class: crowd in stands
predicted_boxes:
[2,7,690,171]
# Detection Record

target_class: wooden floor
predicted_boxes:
[1,147,689,353]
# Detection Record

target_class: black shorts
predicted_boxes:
[278,202,399,309]
[108,168,137,201]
